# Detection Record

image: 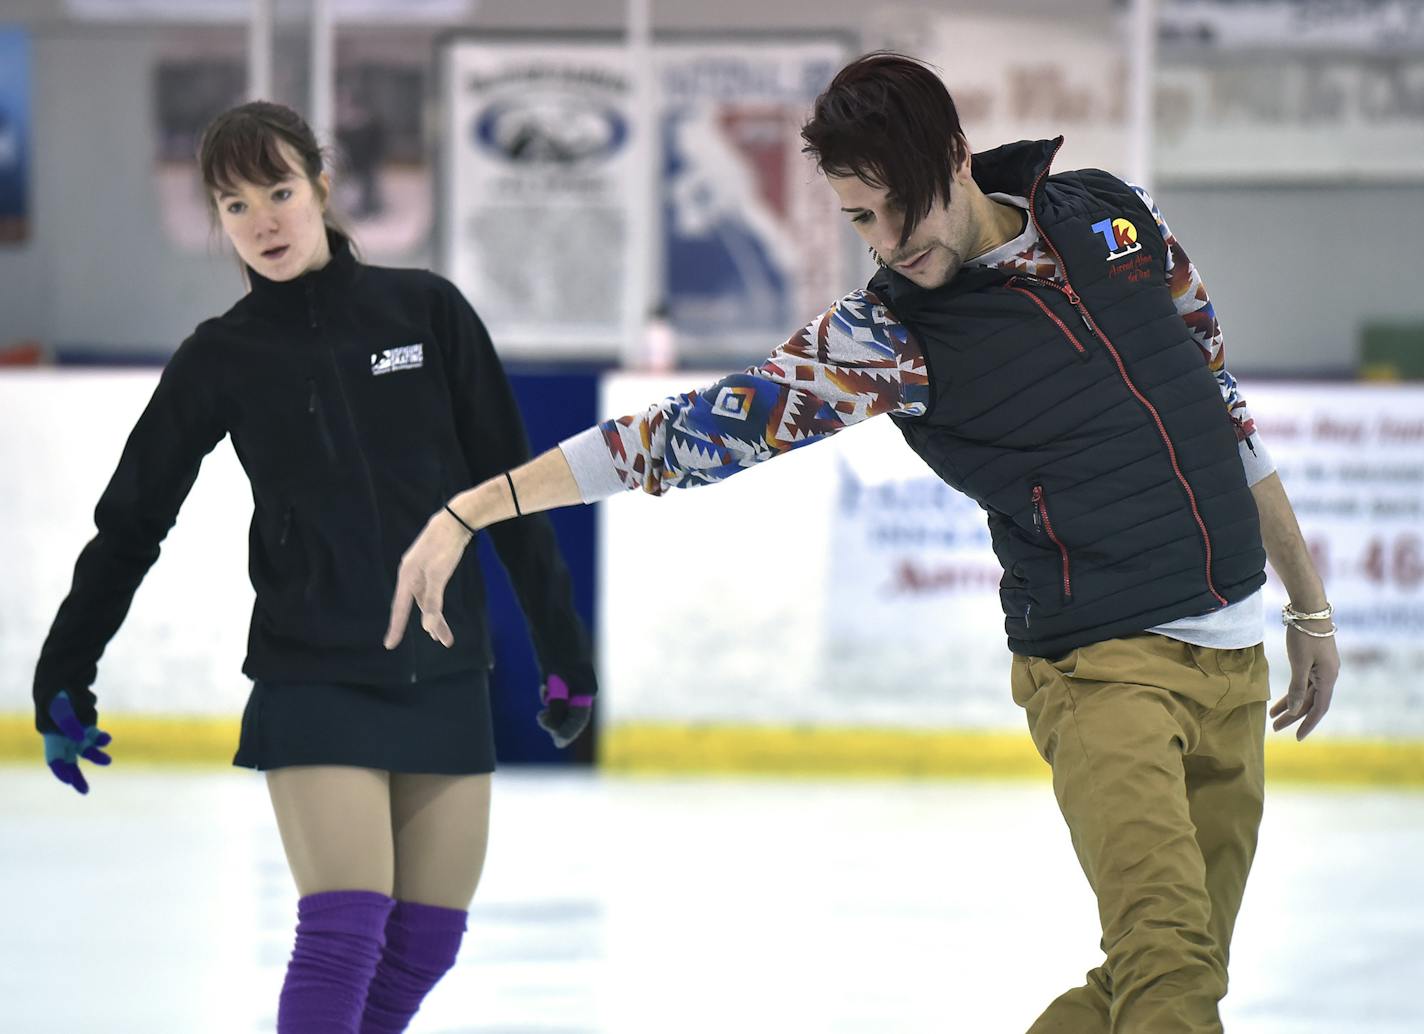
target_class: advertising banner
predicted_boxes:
[599,375,1424,740]
[0,30,32,244]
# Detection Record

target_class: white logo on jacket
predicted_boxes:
[371,344,424,375]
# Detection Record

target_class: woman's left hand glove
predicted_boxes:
[536,675,594,748]
[42,691,113,794]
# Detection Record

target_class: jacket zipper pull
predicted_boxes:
[307,380,318,414]
[305,283,319,329]
[279,508,293,546]
[1031,486,1043,533]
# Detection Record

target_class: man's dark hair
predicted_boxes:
[801,52,968,248]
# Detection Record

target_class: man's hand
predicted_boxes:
[385,507,476,650]
[1270,621,1340,740]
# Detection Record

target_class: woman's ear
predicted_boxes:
[317,171,332,208]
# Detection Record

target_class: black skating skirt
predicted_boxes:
[233,667,496,774]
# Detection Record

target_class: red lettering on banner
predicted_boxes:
[1379,418,1424,444]
[1312,415,1366,442]
[887,559,1002,595]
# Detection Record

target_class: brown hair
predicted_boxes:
[801,53,969,248]
[198,100,347,241]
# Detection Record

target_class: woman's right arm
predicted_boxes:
[32,335,227,732]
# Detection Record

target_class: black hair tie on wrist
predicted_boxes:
[444,503,477,537]
[505,470,523,517]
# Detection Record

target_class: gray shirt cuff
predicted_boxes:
[558,426,628,503]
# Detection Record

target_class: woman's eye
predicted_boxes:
[226,201,246,215]
[852,213,871,225]
[272,188,292,202]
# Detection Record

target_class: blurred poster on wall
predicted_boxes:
[874,9,1130,179]
[153,31,432,258]
[1155,1,1424,182]
[442,36,849,361]
[1159,0,1424,51]
[0,30,32,244]
[152,33,247,252]
[1154,54,1424,182]
[331,33,433,258]
[443,40,636,357]
[657,39,847,359]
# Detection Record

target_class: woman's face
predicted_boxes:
[214,140,332,282]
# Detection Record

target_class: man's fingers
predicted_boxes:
[384,568,418,650]
[418,579,453,646]
[1295,680,1335,741]
[421,611,455,648]
[1286,670,1310,716]
[82,747,112,766]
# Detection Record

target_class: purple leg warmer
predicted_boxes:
[278,890,396,1034]
[358,900,468,1034]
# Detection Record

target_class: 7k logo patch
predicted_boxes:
[1091,217,1142,261]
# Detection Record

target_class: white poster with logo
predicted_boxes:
[443,41,635,355]
[599,372,1424,741]
[657,39,848,359]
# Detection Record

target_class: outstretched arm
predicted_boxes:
[383,447,581,649]
[385,288,929,649]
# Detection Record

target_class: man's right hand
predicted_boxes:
[43,691,113,794]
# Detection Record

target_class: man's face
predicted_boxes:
[828,160,977,289]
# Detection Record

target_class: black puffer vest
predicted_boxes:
[876,138,1265,658]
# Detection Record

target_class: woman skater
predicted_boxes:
[32,101,596,1033]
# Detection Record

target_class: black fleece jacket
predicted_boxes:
[34,234,596,732]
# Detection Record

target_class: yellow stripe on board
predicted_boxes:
[3,715,1423,785]
[600,723,1424,787]
[0,714,241,766]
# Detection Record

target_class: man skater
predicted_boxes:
[389,53,1340,1033]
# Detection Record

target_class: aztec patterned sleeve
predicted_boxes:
[558,291,929,503]
[1129,183,1275,486]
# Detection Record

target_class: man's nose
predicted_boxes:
[875,220,905,260]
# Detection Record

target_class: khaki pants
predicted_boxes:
[1011,634,1269,1034]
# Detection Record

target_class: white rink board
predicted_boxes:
[598,374,1424,738]
[1,371,255,716]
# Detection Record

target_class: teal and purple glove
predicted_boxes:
[536,675,594,749]
[43,691,113,794]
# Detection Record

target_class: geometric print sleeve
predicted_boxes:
[558,289,929,503]
[1129,183,1276,486]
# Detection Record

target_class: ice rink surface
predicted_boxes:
[2,766,1421,1033]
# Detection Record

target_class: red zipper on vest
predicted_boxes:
[1006,279,1088,356]
[1032,484,1072,600]
[1024,142,1227,608]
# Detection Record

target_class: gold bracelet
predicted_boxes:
[1282,601,1333,624]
